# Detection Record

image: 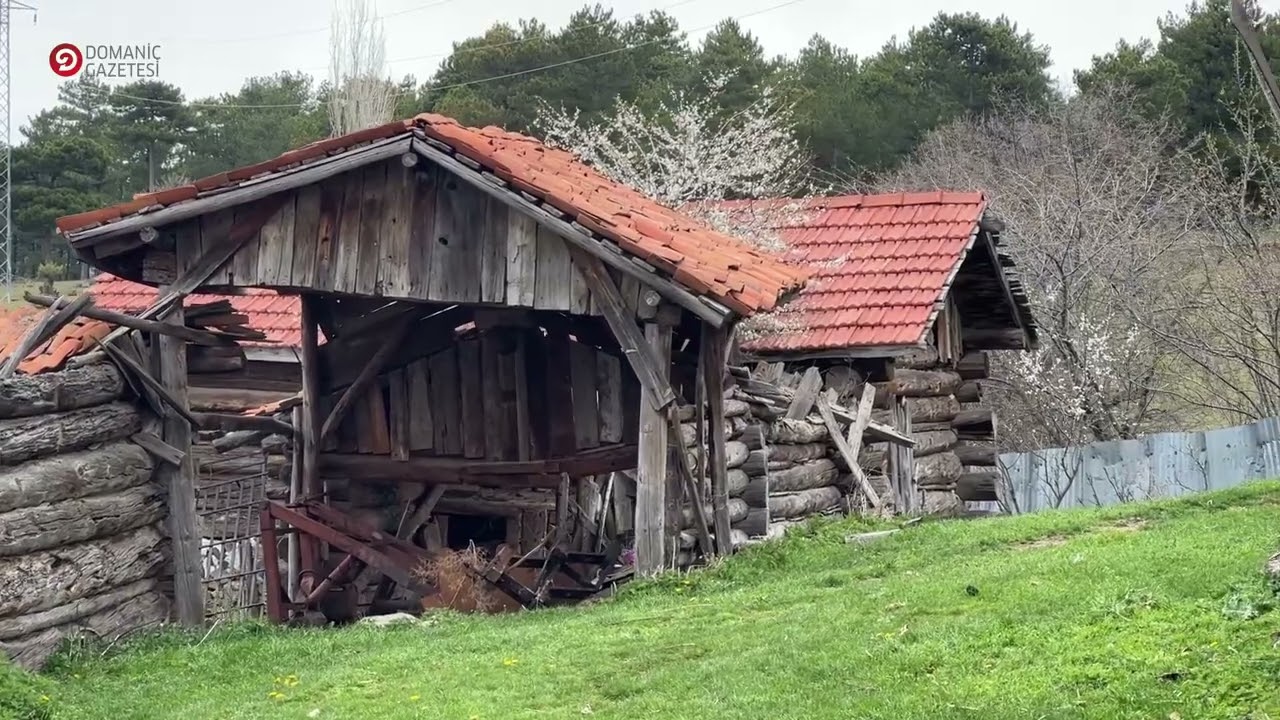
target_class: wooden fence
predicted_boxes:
[985,417,1280,513]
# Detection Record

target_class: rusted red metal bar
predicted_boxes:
[267,501,426,592]
[303,553,362,606]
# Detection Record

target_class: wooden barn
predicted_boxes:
[717,193,1038,514]
[52,113,905,622]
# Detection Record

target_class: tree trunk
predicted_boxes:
[0,580,168,669]
[681,497,747,528]
[955,381,982,403]
[956,352,990,380]
[0,486,165,557]
[769,486,843,520]
[767,418,828,444]
[0,363,125,419]
[732,507,767,536]
[894,369,962,397]
[724,441,749,469]
[911,430,958,458]
[0,525,165,619]
[914,451,963,489]
[741,443,828,475]
[904,396,961,424]
[0,442,152,514]
[956,471,998,501]
[952,407,993,430]
[0,403,143,467]
[954,440,997,466]
[897,346,941,369]
[742,459,839,506]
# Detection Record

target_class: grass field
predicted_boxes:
[1,280,88,309]
[6,483,1280,720]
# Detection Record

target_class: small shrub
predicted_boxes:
[0,661,54,720]
[34,262,65,295]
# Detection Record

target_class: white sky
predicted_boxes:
[10,0,1275,139]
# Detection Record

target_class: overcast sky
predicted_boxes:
[10,0,1274,139]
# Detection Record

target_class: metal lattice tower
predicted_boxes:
[0,1,35,302]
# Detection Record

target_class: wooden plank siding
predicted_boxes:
[315,327,632,463]
[140,158,610,315]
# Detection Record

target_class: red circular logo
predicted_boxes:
[49,43,83,77]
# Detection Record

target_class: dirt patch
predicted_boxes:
[1101,518,1149,533]
[1015,535,1070,550]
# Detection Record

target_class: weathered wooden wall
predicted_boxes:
[141,159,609,314]
[318,326,636,462]
[0,363,170,669]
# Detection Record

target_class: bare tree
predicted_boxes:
[1152,85,1280,422]
[328,0,397,136]
[880,88,1200,451]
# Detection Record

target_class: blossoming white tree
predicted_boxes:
[534,75,817,252]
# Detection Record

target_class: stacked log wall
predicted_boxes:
[0,363,170,669]
[897,347,999,510]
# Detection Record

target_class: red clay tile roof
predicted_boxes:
[88,273,306,350]
[0,306,111,375]
[58,115,807,317]
[724,192,988,353]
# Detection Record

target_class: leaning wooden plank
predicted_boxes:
[0,294,93,378]
[457,339,486,459]
[399,485,447,541]
[24,293,225,346]
[387,368,410,461]
[817,398,882,510]
[129,431,185,467]
[404,359,433,451]
[784,367,823,420]
[665,409,714,557]
[569,342,600,450]
[94,338,202,430]
[319,312,417,443]
[595,352,623,444]
[845,384,876,458]
[567,247,676,411]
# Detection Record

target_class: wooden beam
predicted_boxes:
[409,137,730,327]
[319,444,638,485]
[846,384,876,456]
[319,312,417,443]
[130,430,185,467]
[665,408,713,557]
[68,136,411,246]
[567,247,676,411]
[702,323,733,555]
[634,322,672,576]
[24,292,226,346]
[93,195,290,352]
[0,293,93,377]
[94,337,203,429]
[191,412,292,435]
[817,397,882,511]
[784,366,823,420]
[300,296,322,500]
[398,485,447,541]
[961,326,1027,350]
[152,294,204,626]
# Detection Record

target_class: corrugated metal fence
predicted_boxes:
[991,417,1280,513]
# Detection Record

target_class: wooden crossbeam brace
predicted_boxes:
[817,395,883,510]
[319,311,418,443]
[567,246,676,411]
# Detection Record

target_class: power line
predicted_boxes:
[81,0,813,111]
[151,0,463,46]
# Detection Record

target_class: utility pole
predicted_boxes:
[0,1,36,302]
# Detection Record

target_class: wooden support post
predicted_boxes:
[299,296,322,588]
[152,295,204,626]
[702,323,733,555]
[261,507,285,623]
[287,405,303,602]
[634,322,672,576]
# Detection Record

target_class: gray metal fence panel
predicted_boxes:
[996,416,1280,512]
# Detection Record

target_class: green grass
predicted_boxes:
[1,280,88,309]
[14,483,1280,720]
